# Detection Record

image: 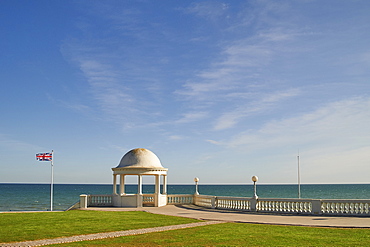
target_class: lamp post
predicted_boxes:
[252,176,258,199]
[194,177,199,195]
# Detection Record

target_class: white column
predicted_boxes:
[137,175,143,207]
[113,174,117,195]
[120,175,125,195]
[138,175,143,195]
[155,175,160,194]
[163,175,167,194]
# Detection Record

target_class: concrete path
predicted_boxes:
[84,204,370,228]
[0,221,223,247]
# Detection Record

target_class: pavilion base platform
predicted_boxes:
[113,194,167,208]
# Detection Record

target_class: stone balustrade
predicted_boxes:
[79,194,370,216]
[321,199,370,216]
[142,194,155,205]
[257,198,313,214]
[167,194,194,204]
[86,194,113,207]
[194,195,215,208]
[217,196,251,211]
[193,195,370,216]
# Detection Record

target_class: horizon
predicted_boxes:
[2,182,370,186]
[1,0,370,184]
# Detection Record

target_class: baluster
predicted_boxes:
[355,203,360,214]
[359,203,364,214]
[321,202,325,213]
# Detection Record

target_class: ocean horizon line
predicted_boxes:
[1,182,370,185]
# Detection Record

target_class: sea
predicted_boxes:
[1,183,369,212]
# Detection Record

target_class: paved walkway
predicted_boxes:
[145,204,370,228]
[84,204,370,228]
[2,205,370,246]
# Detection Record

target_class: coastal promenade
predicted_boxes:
[87,204,370,228]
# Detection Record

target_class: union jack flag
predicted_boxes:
[36,152,52,161]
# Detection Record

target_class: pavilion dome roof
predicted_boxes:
[116,148,163,169]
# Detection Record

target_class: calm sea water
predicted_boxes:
[1,183,369,212]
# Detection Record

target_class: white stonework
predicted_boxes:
[111,148,168,207]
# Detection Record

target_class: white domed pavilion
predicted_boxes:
[111,148,168,207]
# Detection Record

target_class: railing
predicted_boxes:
[142,194,155,205]
[194,195,215,208]
[88,194,113,207]
[194,195,370,216]
[80,193,370,216]
[321,199,370,216]
[217,196,251,211]
[167,194,193,204]
[257,198,312,214]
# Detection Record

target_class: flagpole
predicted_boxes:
[50,150,54,211]
[297,151,301,199]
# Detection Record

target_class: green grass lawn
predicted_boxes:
[1,210,370,246]
[0,210,199,243]
[51,222,370,247]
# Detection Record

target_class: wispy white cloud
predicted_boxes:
[176,41,274,99]
[175,112,208,124]
[76,58,139,123]
[206,139,221,145]
[176,9,312,105]
[63,0,370,143]
[225,97,370,151]
[0,134,43,152]
[185,1,229,21]
[61,39,166,129]
[168,135,186,141]
[214,88,300,130]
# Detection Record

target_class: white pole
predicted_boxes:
[297,152,301,199]
[50,150,54,211]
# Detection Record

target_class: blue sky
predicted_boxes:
[1,0,370,185]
